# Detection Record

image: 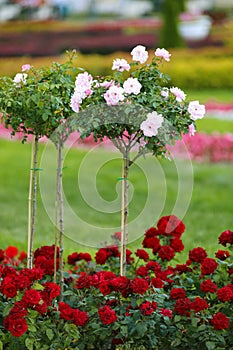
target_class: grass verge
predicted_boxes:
[0,138,232,262]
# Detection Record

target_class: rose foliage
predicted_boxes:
[69,45,205,159]
[0,215,233,350]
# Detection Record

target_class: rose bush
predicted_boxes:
[0,215,233,350]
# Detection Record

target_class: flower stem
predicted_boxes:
[27,134,39,269]
[120,147,129,276]
[57,135,64,300]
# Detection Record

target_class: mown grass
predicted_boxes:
[0,136,232,262]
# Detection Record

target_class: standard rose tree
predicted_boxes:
[70,45,205,275]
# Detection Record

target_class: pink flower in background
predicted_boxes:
[70,91,86,113]
[161,88,169,99]
[188,123,196,136]
[131,45,148,64]
[75,71,93,93]
[140,111,163,137]
[13,73,27,85]
[123,77,142,95]
[22,64,31,72]
[188,100,206,120]
[155,48,171,62]
[104,85,125,105]
[99,80,115,89]
[112,58,130,72]
[170,87,186,102]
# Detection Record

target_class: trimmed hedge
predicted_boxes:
[0,48,233,89]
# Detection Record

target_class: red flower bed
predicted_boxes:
[1,215,233,349]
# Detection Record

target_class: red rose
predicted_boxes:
[158,246,175,261]
[0,249,5,262]
[136,266,149,277]
[160,308,172,318]
[211,312,230,330]
[200,279,217,293]
[142,236,160,252]
[217,286,233,302]
[136,249,149,261]
[151,277,164,288]
[189,247,207,263]
[0,277,18,298]
[140,301,156,316]
[4,316,28,337]
[174,264,192,273]
[10,301,28,317]
[126,249,134,264]
[95,248,110,265]
[157,215,185,236]
[170,238,184,252]
[130,277,149,295]
[18,251,27,261]
[145,227,158,238]
[112,231,122,241]
[67,252,79,265]
[170,287,186,300]
[218,230,233,247]
[191,297,209,313]
[201,258,218,275]
[78,252,92,262]
[72,309,89,327]
[42,282,60,300]
[174,298,192,316]
[99,281,111,296]
[76,272,91,290]
[5,246,18,259]
[58,301,73,320]
[98,305,117,325]
[34,245,59,275]
[146,261,161,272]
[215,250,230,260]
[22,289,41,307]
[110,276,129,292]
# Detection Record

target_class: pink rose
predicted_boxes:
[112,58,130,72]
[155,48,171,62]
[104,85,125,105]
[140,111,163,137]
[13,73,27,85]
[131,45,148,64]
[188,100,206,120]
[75,72,93,94]
[170,87,186,102]
[188,123,196,136]
[123,77,142,95]
[22,64,31,72]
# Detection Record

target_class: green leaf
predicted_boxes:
[198,324,207,332]
[206,341,216,350]
[28,325,37,332]
[0,340,3,350]
[25,337,34,350]
[3,303,12,317]
[46,328,54,341]
[32,282,45,291]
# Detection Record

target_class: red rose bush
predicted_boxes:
[0,216,233,349]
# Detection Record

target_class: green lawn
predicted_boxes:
[0,137,232,262]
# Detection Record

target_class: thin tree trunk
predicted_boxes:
[57,135,64,299]
[53,167,59,283]
[27,135,39,269]
[120,148,129,276]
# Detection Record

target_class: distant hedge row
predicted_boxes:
[0,48,233,89]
